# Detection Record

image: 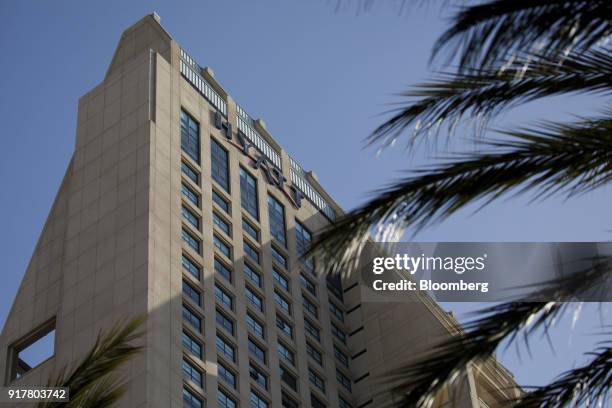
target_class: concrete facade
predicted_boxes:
[0,14,519,408]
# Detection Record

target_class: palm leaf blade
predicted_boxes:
[316,115,612,277]
[38,316,145,408]
[433,0,612,71]
[369,49,612,147]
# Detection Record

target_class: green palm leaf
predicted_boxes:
[369,49,612,147]
[380,259,611,407]
[387,302,559,408]
[323,2,612,407]
[433,0,612,71]
[512,341,611,407]
[38,316,145,408]
[315,114,612,277]
[66,376,127,408]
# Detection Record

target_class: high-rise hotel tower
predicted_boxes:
[0,14,519,408]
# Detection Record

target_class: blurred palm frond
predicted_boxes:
[383,257,611,407]
[38,316,145,408]
[433,0,612,71]
[314,114,612,277]
[512,341,611,408]
[369,49,612,148]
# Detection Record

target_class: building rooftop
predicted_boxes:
[173,18,342,221]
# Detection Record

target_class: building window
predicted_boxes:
[215,284,233,310]
[295,221,314,272]
[240,167,258,219]
[183,387,203,408]
[182,254,201,280]
[302,295,318,318]
[182,331,203,359]
[339,396,352,408]
[218,389,237,408]
[336,370,352,392]
[182,358,203,387]
[182,161,200,185]
[271,246,287,269]
[213,235,232,259]
[246,313,265,339]
[182,304,201,332]
[306,342,323,366]
[248,338,266,363]
[182,229,201,253]
[214,258,232,282]
[249,364,268,390]
[8,320,55,381]
[183,280,201,306]
[211,138,230,192]
[300,273,316,296]
[311,394,326,408]
[244,241,260,264]
[244,263,262,287]
[216,334,235,362]
[182,205,200,230]
[242,218,259,241]
[245,286,264,312]
[218,361,236,389]
[334,345,349,368]
[304,319,320,342]
[272,269,290,292]
[182,211,200,233]
[274,290,291,315]
[276,314,293,339]
[181,110,200,163]
[329,302,344,322]
[331,323,347,344]
[327,275,344,302]
[282,391,299,408]
[268,195,286,246]
[216,309,234,336]
[212,190,230,213]
[213,212,231,236]
[309,368,326,393]
[182,182,200,207]
[277,342,295,365]
[279,365,298,391]
[250,390,269,408]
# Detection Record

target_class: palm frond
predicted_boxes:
[314,115,612,277]
[380,258,611,408]
[512,342,611,408]
[67,375,127,408]
[369,49,612,147]
[387,302,560,407]
[433,0,612,71]
[38,316,145,408]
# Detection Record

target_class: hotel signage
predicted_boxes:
[214,112,303,209]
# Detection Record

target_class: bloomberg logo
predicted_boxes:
[214,111,303,209]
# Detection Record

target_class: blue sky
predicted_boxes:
[1,0,610,390]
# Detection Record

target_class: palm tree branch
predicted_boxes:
[511,342,611,407]
[381,258,611,407]
[433,0,612,71]
[386,302,562,407]
[314,115,612,277]
[67,375,127,408]
[38,316,145,408]
[369,49,612,147]
[60,316,144,396]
